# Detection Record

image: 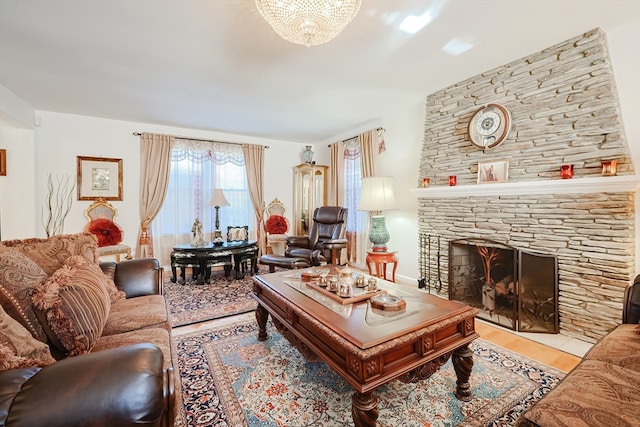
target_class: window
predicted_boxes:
[343,140,367,265]
[152,140,252,265]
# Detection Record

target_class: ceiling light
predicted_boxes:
[256,0,362,47]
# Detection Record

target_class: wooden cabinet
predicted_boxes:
[293,164,327,236]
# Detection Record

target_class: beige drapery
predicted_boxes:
[137,133,174,258]
[359,130,376,178]
[328,143,343,205]
[242,144,266,255]
[329,128,378,265]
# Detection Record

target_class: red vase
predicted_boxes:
[449,176,457,186]
[560,164,574,179]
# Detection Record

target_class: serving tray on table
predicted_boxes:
[306,281,386,305]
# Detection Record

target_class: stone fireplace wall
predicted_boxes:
[417,28,636,343]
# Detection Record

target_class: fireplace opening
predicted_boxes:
[448,238,559,333]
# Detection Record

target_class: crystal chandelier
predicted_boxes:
[255,0,362,47]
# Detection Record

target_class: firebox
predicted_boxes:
[448,238,559,333]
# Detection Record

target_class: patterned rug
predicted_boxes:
[164,268,262,327]
[175,314,565,427]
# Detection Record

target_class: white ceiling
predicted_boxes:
[1,1,639,143]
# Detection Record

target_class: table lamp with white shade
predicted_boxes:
[209,188,230,244]
[358,176,397,252]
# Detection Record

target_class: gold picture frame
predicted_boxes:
[0,149,6,176]
[77,156,123,200]
[477,159,509,184]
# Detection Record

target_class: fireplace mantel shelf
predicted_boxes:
[410,175,640,198]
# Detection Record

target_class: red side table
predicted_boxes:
[366,250,399,283]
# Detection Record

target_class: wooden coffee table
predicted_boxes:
[251,269,479,426]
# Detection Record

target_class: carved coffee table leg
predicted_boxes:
[452,344,474,401]
[352,391,379,427]
[255,303,269,341]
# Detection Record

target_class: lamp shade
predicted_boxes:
[358,177,397,212]
[208,189,230,207]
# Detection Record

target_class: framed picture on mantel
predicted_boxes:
[77,156,123,200]
[477,159,509,184]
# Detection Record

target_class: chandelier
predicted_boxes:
[255,0,362,47]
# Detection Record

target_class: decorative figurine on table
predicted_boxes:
[191,218,204,247]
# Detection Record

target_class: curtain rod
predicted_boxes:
[327,127,385,147]
[132,132,269,149]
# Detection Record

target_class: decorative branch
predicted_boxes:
[42,174,75,237]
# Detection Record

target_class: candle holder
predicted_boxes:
[449,176,457,186]
[422,177,430,187]
[601,160,617,176]
[560,164,574,179]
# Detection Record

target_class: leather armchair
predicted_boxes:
[0,343,172,427]
[285,206,348,266]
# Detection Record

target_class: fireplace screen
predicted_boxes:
[448,238,558,333]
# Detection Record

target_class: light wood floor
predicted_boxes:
[476,321,582,372]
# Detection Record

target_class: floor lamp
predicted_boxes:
[209,188,230,245]
[358,176,397,252]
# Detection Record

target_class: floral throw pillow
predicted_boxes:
[265,215,288,234]
[86,218,123,247]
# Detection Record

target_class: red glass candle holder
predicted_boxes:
[560,164,574,179]
[601,160,617,176]
[422,177,430,187]
[449,175,457,186]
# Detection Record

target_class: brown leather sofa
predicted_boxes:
[0,233,177,427]
[515,277,640,427]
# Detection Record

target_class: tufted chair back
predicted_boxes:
[308,206,347,250]
[285,206,348,265]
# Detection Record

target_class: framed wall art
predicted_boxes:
[77,156,123,200]
[0,149,6,176]
[477,159,509,184]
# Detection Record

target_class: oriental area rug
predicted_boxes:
[164,268,262,327]
[175,314,565,427]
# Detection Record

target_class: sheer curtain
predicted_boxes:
[151,139,253,266]
[329,128,378,268]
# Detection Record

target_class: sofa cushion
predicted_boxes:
[517,359,640,427]
[102,294,170,336]
[99,262,127,303]
[0,250,49,342]
[32,256,111,356]
[583,323,640,371]
[2,232,99,275]
[0,304,55,370]
[92,327,173,369]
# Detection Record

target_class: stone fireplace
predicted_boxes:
[414,28,637,343]
[448,237,558,333]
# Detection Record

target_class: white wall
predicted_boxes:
[1,110,305,255]
[0,119,37,239]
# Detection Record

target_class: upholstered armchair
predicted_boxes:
[285,206,348,266]
[84,198,132,261]
[264,198,289,256]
